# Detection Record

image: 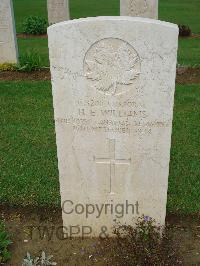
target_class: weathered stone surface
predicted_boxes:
[47,0,70,25]
[120,0,158,19]
[0,0,18,63]
[48,17,178,237]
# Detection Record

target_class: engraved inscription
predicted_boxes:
[84,38,141,96]
[94,139,131,194]
[129,0,148,16]
[55,96,171,135]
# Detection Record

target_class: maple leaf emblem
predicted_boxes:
[84,38,141,95]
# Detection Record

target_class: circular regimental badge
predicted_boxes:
[129,0,148,16]
[84,38,141,96]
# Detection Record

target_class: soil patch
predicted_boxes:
[180,34,200,39]
[17,33,47,38]
[0,69,51,81]
[0,205,200,266]
[191,33,200,39]
[176,67,200,84]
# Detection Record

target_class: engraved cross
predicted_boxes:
[94,139,131,194]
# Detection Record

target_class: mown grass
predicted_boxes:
[17,38,49,67]
[13,0,48,33]
[0,82,199,214]
[159,0,200,34]
[168,84,200,214]
[178,38,200,67]
[0,81,59,207]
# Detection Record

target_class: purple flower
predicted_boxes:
[144,216,152,222]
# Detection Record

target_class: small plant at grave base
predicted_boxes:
[40,251,57,266]
[0,63,17,71]
[22,16,47,35]
[91,215,181,265]
[16,50,42,72]
[0,220,12,264]
[178,25,192,37]
[22,252,39,266]
[22,251,57,266]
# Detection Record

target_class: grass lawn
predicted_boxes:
[13,0,200,33]
[17,37,49,67]
[168,84,200,214]
[17,37,200,68]
[0,81,59,207]
[0,81,199,214]
[13,0,48,33]
[178,38,200,67]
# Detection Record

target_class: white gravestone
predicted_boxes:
[0,0,18,63]
[48,17,178,237]
[120,0,158,19]
[47,0,70,25]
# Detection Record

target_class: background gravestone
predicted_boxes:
[120,0,158,19]
[47,0,70,25]
[48,17,178,237]
[0,0,18,64]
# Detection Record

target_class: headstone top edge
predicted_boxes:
[47,16,178,33]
